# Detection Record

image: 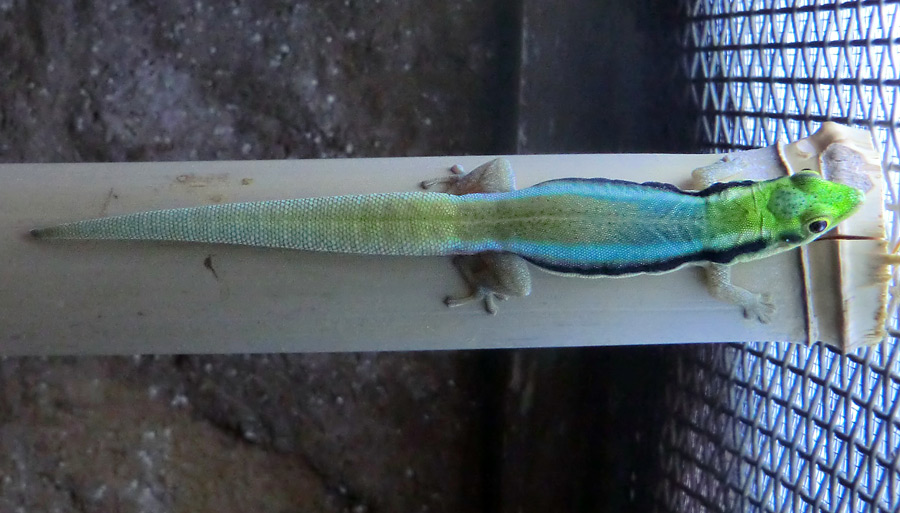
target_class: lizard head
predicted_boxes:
[765,171,865,249]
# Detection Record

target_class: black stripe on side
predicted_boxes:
[523,239,769,276]
[533,177,758,198]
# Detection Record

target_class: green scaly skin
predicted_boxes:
[705,172,864,265]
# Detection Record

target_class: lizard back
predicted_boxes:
[452,178,763,276]
[32,177,764,276]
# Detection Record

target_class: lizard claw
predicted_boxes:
[482,294,498,315]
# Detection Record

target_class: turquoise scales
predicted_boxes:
[33,179,720,275]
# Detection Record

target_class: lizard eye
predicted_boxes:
[808,219,828,233]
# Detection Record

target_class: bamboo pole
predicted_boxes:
[0,126,886,354]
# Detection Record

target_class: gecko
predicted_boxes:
[30,158,864,321]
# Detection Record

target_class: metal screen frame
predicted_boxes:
[656,1,900,512]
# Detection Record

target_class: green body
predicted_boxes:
[32,172,863,277]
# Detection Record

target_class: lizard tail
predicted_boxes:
[27,192,468,255]
[30,227,56,239]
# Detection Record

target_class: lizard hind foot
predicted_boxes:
[421,159,515,195]
[420,164,466,191]
[444,289,506,315]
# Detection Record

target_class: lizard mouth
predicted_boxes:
[815,234,879,241]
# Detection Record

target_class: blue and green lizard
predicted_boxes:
[30,158,864,321]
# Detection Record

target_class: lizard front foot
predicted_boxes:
[742,293,775,324]
[704,263,776,324]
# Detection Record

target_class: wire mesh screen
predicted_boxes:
[656,1,900,512]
